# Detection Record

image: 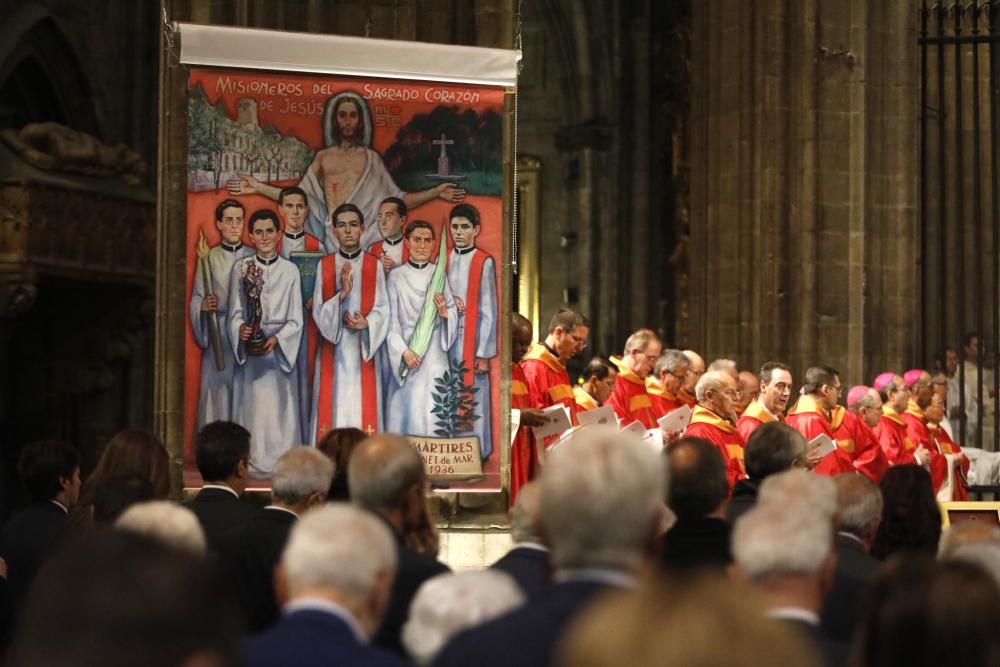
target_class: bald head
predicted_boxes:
[348,434,425,513]
[682,350,705,393]
[708,359,738,382]
[512,313,533,362]
[737,371,759,413]
[510,481,544,545]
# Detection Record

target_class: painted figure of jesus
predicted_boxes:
[228,91,465,253]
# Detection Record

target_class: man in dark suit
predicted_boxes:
[185,421,259,554]
[727,422,808,523]
[432,427,667,667]
[348,434,450,657]
[661,437,732,573]
[821,473,883,643]
[0,440,81,627]
[218,446,334,634]
[491,481,550,597]
[245,504,406,667]
[732,471,847,667]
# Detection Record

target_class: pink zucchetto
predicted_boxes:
[903,369,924,388]
[873,372,896,393]
[847,385,871,408]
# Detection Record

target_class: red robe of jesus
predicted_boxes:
[684,405,746,491]
[929,421,970,501]
[520,343,577,449]
[830,407,890,483]
[785,395,854,476]
[737,400,781,444]
[645,378,680,419]
[903,401,948,493]
[510,363,539,504]
[607,358,658,429]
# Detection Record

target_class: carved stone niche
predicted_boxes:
[0,180,154,316]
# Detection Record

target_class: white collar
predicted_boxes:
[513,541,549,553]
[768,607,820,626]
[201,484,239,498]
[265,505,299,518]
[553,567,635,588]
[285,598,367,643]
[50,499,68,514]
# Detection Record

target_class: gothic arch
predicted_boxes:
[0,9,99,135]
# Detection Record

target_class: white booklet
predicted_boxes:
[643,428,664,452]
[657,404,693,433]
[578,404,618,427]
[808,433,837,458]
[531,404,572,440]
[620,420,648,437]
[510,409,521,448]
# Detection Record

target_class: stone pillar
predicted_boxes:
[690,0,920,384]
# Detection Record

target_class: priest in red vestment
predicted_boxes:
[738,361,792,443]
[519,308,589,434]
[785,366,854,475]
[510,314,549,504]
[902,369,948,493]
[677,350,704,408]
[607,329,662,429]
[683,369,746,491]
[872,372,931,470]
[838,386,890,483]
[574,357,616,413]
[645,349,689,418]
[926,394,970,500]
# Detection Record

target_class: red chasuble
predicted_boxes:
[573,386,599,413]
[874,406,919,467]
[315,252,379,437]
[903,401,948,493]
[831,408,890,483]
[607,358,658,429]
[929,422,970,500]
[737,400,780,444]
[786,395,854,476]
[645,378,680,419]
[785,394,854,476]
[684,406,746,491]
[520,343,578,445]
[510,363,539,504]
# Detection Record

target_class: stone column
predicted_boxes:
[690,0,920,383]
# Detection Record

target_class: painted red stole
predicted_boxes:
[371,239,409,265]
[448,249,489,387]
[316,252,379,437]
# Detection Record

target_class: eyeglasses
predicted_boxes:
[670,371,688,380]
[570,334,588,350]
[687,369,704,377]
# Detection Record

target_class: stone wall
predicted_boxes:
[689,0,921,384]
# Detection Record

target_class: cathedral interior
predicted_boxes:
[1,0,997,518]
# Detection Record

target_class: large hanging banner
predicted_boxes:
[178,24,518,492]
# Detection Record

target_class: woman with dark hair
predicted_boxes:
[72,430,170,525]
[870,464,941,560]
[854,556,1000,667]
[316,427,366,501]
